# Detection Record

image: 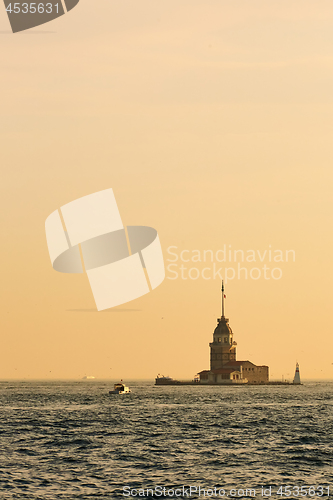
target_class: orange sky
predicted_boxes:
[1,0,333,381]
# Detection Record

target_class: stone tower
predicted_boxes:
[210,281,237,370]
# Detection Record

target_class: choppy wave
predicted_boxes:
[0,381,332,499]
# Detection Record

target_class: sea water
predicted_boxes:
[0,381,332,499]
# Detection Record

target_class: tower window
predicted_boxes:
[218,337,222,343]
[224,337,228,343]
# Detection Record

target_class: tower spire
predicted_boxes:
[221,280,225,318]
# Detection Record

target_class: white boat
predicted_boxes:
[109,382,131,395]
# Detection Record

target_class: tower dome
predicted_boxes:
[210,281,237,370]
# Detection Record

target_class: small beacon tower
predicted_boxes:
[210,281,237,370]
[293,362,301,384]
